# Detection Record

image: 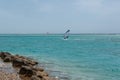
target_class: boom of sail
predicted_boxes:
[64,29,70,39]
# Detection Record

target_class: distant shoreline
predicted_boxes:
[0,33,120,35]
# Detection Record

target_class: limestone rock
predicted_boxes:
[31,76,42,80]
[19,66,33,77]
[37,71,49,78]
[3,56,11,62]
[0,52,11,59]
[12,58,25,67]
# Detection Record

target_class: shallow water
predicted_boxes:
[0,34,120,80]
[0,58,18,73]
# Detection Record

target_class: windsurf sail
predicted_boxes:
[64,29,70,39]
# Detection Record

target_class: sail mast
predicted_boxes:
[64,29,70,39]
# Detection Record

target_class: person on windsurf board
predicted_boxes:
[64,29,70,39]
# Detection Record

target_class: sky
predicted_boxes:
[0,0,120,34]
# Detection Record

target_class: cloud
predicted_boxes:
[39,3,54,13]
[76,0,103,8]
[75,0,120,15]
[0,8,15,18]
[31,0,55,13]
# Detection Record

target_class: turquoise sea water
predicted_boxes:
[0,34,120,80]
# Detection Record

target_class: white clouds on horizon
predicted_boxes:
[31,0,55,13]
[75,0,120,16]
[30,0,120,18]
[1,0,120,16]
[0,0,120,33]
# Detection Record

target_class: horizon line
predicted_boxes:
[0,33,120,35]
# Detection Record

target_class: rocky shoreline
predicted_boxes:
[0,52,58,80]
